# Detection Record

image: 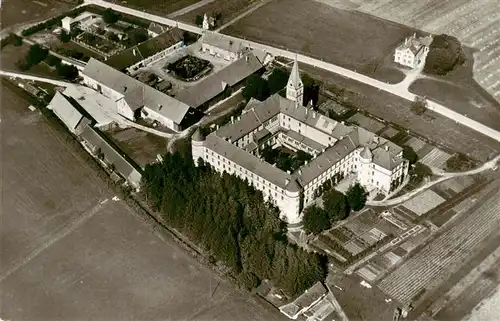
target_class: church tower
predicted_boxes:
[286,57,304,105]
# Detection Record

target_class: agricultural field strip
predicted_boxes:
[427,242,500,317]
[378,186,500,302]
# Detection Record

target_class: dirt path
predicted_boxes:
[168,0,216,18]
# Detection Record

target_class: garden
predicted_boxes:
[166,55,212,81]
[261,145,312,173]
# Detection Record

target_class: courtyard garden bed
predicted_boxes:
[166,55,212,81]
[261,145,313,172]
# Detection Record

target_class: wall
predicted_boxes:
[127,41,184,73]
[141,106,177,130]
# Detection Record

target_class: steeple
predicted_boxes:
[286,56,304,105]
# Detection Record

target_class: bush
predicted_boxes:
[195,15,203,27]
[446,153,475,172]
[10,33,23,46]
[56,63,79,80]
[45,55,62,67]
[411,96,427,115]
[402,145,418,165]
[409,162,432,185]
[322,189,349,221]
[60,30,70,43]
[346,183,367,211]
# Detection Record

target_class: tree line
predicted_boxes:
[141,149,327,296]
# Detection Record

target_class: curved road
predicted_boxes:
[82,0,500,143]
[367,154,500,207]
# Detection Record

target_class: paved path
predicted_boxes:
[167,0,216,18]
[0,70,76,87]
[27,0,500,143]
[367,154,500,207]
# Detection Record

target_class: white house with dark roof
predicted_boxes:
[394,33,433,69]
[192,61,409,224]
[82,58,190,131]
[201,33,246,61]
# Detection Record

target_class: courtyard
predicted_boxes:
[261,145,313,173]
[166,54,212,81]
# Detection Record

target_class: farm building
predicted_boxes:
[105,27,184,72]
[61,12,98,32]
[47,91,92,135]
[79,124,142,189]
[176,52,263,109]
[82,58,191,131]
[201,33,246,61]
[279,282,328,320]
[147,22,167,38]
[394,33,433,69]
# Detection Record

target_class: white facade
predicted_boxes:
[141,106,177,130]
[126,40,183,73]
[61,17,73,32]
[286,58,304,105]
[192,62,409,224]
[394,33,432,69]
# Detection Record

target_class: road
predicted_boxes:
[367,154,500,207]
[167,0,216,18]
[0,70,75,87]
[82,0,500,143]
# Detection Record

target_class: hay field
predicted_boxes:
[0,82,286,321]
[223,0,412,76]
[319,0,500,104]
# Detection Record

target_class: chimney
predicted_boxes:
[385,145,389,151]
[298,169,302,175]
[123,86,127,92]
[305,160,308,165]
[305,108,308,115]
[312,111,316,118]
[285,178,290,185]
[231,115,234,123]
[245,55,249,62]
[132,48,136,56]
[374,136,379,144]
[216,124,219,130]
[158,104,162,110]
[287,170,291,175]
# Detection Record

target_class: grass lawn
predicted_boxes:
[296,62,500,162]
[105,0,201,15]
[223,0,412,76]
[0,0,73,28]
[0,43,62,80]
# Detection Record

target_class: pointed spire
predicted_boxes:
[289,55,302,88]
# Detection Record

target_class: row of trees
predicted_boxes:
[141,150,327,295]
[303,184,367,235]
[16,44,79,80]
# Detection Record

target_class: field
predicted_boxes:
[319,0,500,104]
[223,0,412,78]
[177,0,256,28]
[0,0,73,29]
[0,82,287,321]
[0,43,61,79]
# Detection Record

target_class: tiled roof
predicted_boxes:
[202,33,245,54]
[175,52,263,108]
[83,58,190,124]
[105,27,183,71]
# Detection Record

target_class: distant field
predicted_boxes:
[177,0,255,27]
[0,0,73,29]
[0,82,287,321]
[317,0,500,104]
[104,0,201,16]
[223,0,412,77]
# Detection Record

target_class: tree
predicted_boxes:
[9,33,23,46]
[424,34,465,75]
[302,205,330,234]
[402,145,418,165]
[411,96,427,115]
[346,183,367,211]
[45,55,62,67]
[102,8,120,24]
[22,44,49,69]
[60,30,70,43]
[128,28,148,44]
[195,15,203,26]
[302,73,321,108]
[56,63,79,80]
[446,153,474,172]
[242,74,269,101]
[322,189,349,222]
[410,162,432,185]
[106,31,119,42]
[267,68,289,95]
